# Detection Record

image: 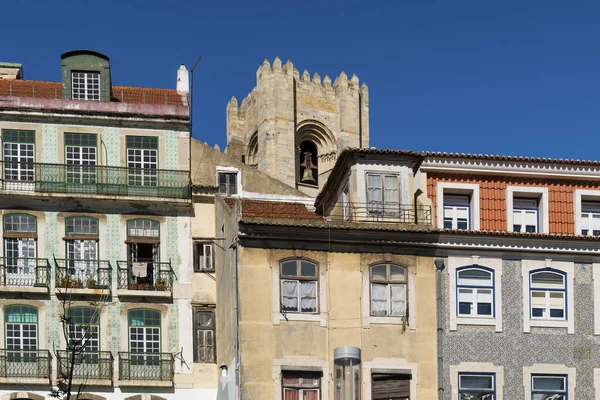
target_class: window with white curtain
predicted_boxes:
[581,200,600,236]
[513,198,539,233]
[443,195,469,229]
[370,263,407,317]
[280,259,318,314]
[530,270,566,320]
[457,267,494,317]
[366,173,399,215]
[282,371,320,400]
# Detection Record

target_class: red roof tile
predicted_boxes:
[0,80,186,106]
[223,198,322,220]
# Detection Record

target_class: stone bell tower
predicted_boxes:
[225,57,369,196]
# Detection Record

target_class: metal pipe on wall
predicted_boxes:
[435,258,445,400]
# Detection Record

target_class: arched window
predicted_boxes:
[128,309,161,354]
[3,214,37,286]
[370,263,407,317]
[280,259,318,313]
[67,306,99,353]
[64,217,99,284]
[246,132,258,167]
[5,305,38,353]
[298,141,318,186]
[456,267,494,317]
[530,270,566,319]
[126,219,160,287]
[127,219,159,238]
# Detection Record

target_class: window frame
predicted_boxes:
[2,130,36,188]
[458,372,496,400]
[365,172,400,216]
[281,370,321,400]
[456,266,495,318]
[193,241,215,272]
[529,269,566,321]
[126,136,159,188]
[64,133,98,184]
[531,374,567,399]
[67,306,99,353]
[217,172,238,196]
[443,194,470,230]
[193,307,215,364]
[512,198,539,233]
[369,263,408,317]
[127,308,161,354]
[574,190,600,236]
[280,259,319,314]
[126,218,160,239]
[5,305,38,354]
[436,183,480,231]
[71,71,101,101]
[506,186,549,234]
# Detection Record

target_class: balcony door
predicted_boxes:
[126,136,158,192]
[129,309,161,380]
[2,130,35,191]
[65,133,97,186]
[3,214,37,286]
[67,240,98,280]
[5,305,39,377]
[67,307,100,378]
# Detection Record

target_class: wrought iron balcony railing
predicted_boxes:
[0,161,190,199]
[118,352,173,382]
[57,350,113,381]
[0,349,51,379]
[0,257,50,288]
[54,259,112,290]
[329,203,433,225]
[117,261,173,292]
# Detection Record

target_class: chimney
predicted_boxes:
[0,63,23,80]
[177,64,189,93]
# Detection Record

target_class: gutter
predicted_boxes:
[434,258,445,400]
[232,242,241,400]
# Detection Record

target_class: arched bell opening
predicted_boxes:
[298,140,318,186]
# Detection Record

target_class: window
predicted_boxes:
[126,136,158,187]
[65,133,97,184]
[580,201,600,236]
[444,195,469,230]
[65,217,98,280]
[372,373,411,400]
[194,242,214,272]
[458,373,495,399]
[127,219,159,238]
[218,172,238,196]
[3,214,37,286]
[298,140,318,186]
[67,307,99,354]
[2,130,35,190]
[193,308,215,363]
[531,375,566,399]
[5,305,37,363]
[341,183,351,221]
[457,267,494,317]
[530,270,566,320]
[72,71,100,101]
[127,219,160,287]
[280,259,318,314]
[366,173,399,215]
[513,198,538,233]
[282,371,320,400]
[129,309,160,360]
[370,263,407,317]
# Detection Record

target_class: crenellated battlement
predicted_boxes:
[226,57,369,193]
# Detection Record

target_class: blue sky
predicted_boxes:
[2,0,600,159]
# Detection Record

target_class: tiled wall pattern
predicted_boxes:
[105,214,121,353]
[168,302,179,354]
[164,130,178,170]
[43,212,60,348]
[41,124,58,163]
[102,127,121,167]
[442,259,597,399]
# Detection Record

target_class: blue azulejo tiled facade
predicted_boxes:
[443,258,596,399]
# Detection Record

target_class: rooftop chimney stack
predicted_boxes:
[0,63,23,80]
[177,64,189,94]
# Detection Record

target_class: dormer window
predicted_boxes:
[71,71,100,101]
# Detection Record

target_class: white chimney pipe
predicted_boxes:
[177,64,189,93]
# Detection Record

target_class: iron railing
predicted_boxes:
[0,257,50,288]
[57,350,113,381]
[0,349,51,379]
[54,259,112,290]
[0,161,190,199]
[117,261,173,292]
[118,352,173,382]
[329,203,433,225]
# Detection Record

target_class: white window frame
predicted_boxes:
[456,267,494,318]
[506,186,549,234]
[443,195,470,230]
[448,256,502,332]
[355,163,411,210]
[436,183,480,230]
[362,358,418,400]
[194,242,214,272]
[529,270,566,321]
[272,259,327,326]
[523,364,575,400]
[216,166,241,197]
[362,263,416,329]
[574,189,600,236]
[450,362,504,400]
[71,71,100,101]
[522,260,574,334]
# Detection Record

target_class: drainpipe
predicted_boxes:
[232,242,240,400]
[434,258,445,400]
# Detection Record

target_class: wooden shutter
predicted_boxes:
[372,373,411,399]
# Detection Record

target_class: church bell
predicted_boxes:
[301,167,315,183]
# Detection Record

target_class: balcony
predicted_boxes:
[328,203,433,225]
[57,350,113,385]
[117,261,173,298]
[0,257,50,293]
[0,161,190,200]
[0,349,51,384]
[118,352,173,387]
[54,259,112,297]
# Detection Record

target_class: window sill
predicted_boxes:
[456,317,497,327]
[279,312,327,326]
[528,319,568,329]
[194,270,215,273]
[369,316,411,327]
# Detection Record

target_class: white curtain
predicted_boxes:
[367,174,383,212]
[391,284,407,316]
[281,280,298,311]
[383,175,399,212]
[300,281,317,312]
[371,284,388,315]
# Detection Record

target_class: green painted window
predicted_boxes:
[126,136,158,150]
[65,133,97,147]
[4,214,36,233]
[67,307,99,352]
[128,309,161,355]
[65,216,98,235]
[5,305,38,352]
[2,130,35,144]
[127,219,159,238]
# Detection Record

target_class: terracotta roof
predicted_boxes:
[223,198,322,220]
[0,79,186,106]
[422,151,600,167]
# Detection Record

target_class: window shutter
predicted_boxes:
[192,309,199,362]
[193,242,199,272]
[383,175,399,209]
[204,244,213,270]
[372,373,411,399]
[367,174,383,210]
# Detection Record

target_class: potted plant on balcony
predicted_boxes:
[86,278,96,289]
[72,278,83,289]
[58,277,69,288]
[129,283,137,290]
[155,277,167,291]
